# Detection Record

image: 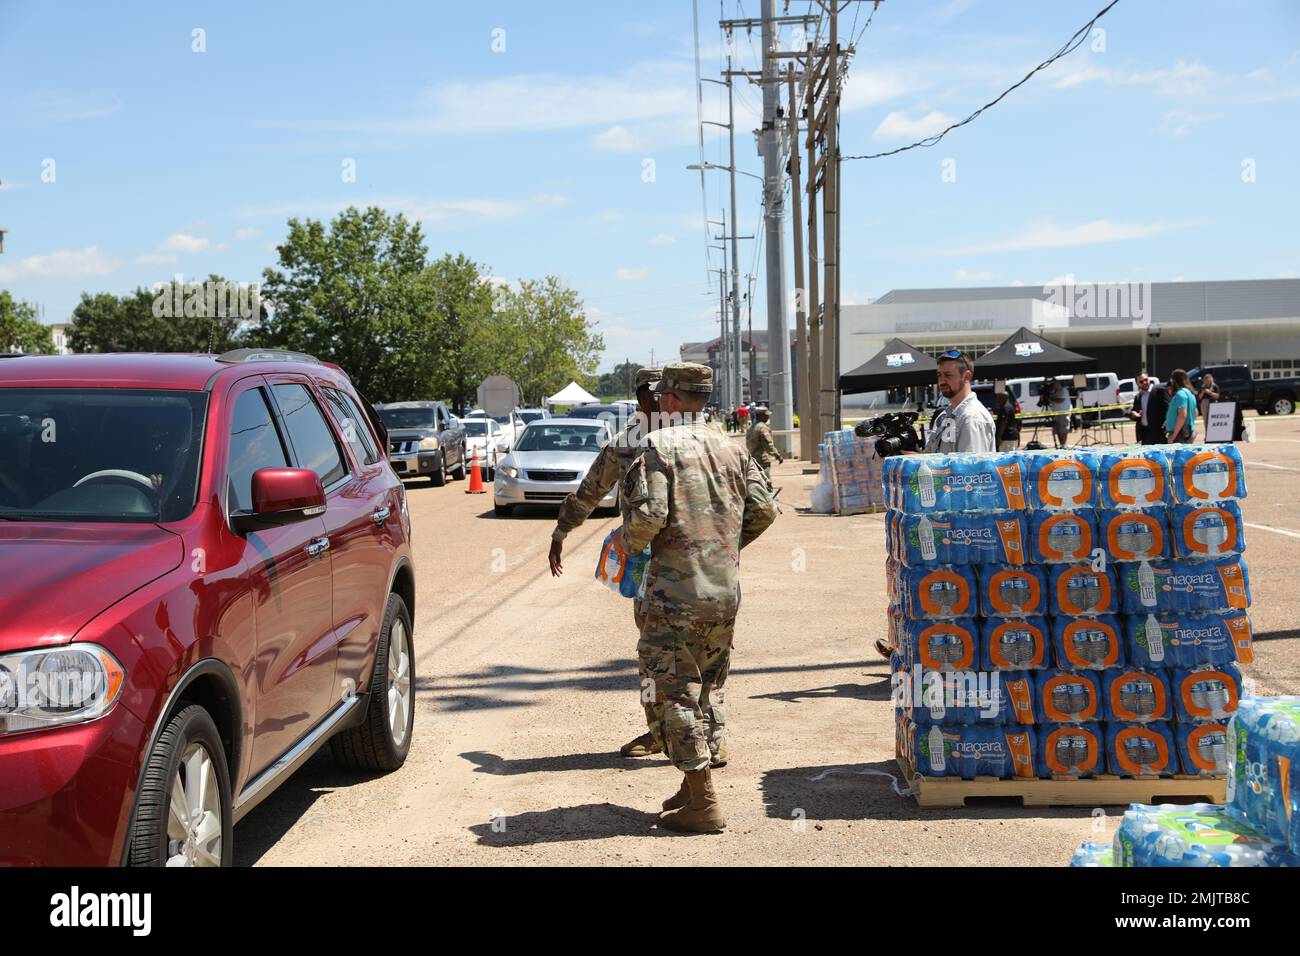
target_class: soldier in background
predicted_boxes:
[549,367,664,758]
[620,362,777,833]
[745,406,783,477]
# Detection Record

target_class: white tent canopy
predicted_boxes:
[545,381,598,407]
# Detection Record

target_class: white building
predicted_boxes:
[48,323,72,355]
[841,278,1300,386]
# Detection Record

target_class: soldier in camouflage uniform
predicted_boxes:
[745,406,783,476]
[549,367,666,758]
[620,362,777,833]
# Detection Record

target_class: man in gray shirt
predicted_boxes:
[923,349,996,454]
[875,349,994,660]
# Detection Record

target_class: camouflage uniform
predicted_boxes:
[552,367,664,747]
[621,365,778,772]
[746,419,781,475]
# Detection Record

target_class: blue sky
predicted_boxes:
[2,0,1298,373]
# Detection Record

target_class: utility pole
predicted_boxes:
[805,41,823,463]
[787,64,813,462]
[819,1,841,439]
[726,55,743,409]
[759,0,794,454]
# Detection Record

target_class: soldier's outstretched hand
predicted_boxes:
[548,538,564,577]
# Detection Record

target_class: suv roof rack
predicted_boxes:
[215,348,321,365]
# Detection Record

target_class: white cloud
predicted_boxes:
[1053,60,1217,97]
[616,267,651,281]
[873,109,956,142]
[945,219,1182,256]
[590,209,623,223]
[160,233,210,253]
[234,227,261,240]
[953,269,995,282]
[594,125,649,151]
[1160,109,1223,136]
[0,246,122,281]
[649,234,676,246]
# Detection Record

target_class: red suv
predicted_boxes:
[0,349,415,866]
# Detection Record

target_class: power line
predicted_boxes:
[843,0,1121,161]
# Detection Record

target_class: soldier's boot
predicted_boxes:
[709,736,729,768]
[661,775,691,812]
[620,732,661,758]
[659,769,726,833]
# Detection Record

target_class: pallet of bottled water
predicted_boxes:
[884,445,1253,788]
[1067,694,1300,866]
[818,429,885,515]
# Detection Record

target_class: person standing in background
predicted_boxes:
[1197,372,1221,422]
[1165,369,1197,443]
[1042,376,1072,449]
[994,391,1020,452]
[1129,371,1169,445]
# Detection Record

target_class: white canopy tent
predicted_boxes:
[545,381,598,407]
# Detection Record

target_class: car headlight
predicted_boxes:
[0,643,124,736]
[419,436,439,451]
[500,464,519,479]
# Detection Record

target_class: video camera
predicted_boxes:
[854,411,921,458]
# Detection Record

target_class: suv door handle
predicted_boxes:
[305,537,330,558]
[372,506,391,527]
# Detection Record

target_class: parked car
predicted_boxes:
[1005,373,1120,419]
[1189,363,1300,416]
[0,348,416,866]
[493,418,616,517]
[461,417,508,478]
[565,402,637,433]
[374,400,468,486]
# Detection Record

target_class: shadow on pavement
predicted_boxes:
[468,803,683,845]
[1253,628,1300,642]
[461,749,669,775]
[760,760,1096,824]
[749,675,893,704]
[234,749,380,866]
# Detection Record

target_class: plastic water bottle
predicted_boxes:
[918,515,937,562]
[1138,561,1157,608]
[1144,614,1165,663]
[928,726,946,774]
[917,460,937,510]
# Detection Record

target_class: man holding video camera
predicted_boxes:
[922,349,996,455]
[873,349,993,658]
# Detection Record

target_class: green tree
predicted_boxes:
[595,361,643,400]
[69,277,251,353]
[419,253,496,411]
[491,277,604,406]
[254,207,430,402]
[0,291,53,353]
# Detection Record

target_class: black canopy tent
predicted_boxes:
[972,326,1097,381]
[839,338,939,393]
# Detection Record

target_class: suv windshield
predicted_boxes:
[514,423,607,452]
[377,406,435,429]
[0,388,208,522]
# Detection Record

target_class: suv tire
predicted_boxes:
[1273,396,1295,416]
[430,454,448,487]
[451,448,467,481]
[331,593,414,773]
[128,704,233,867]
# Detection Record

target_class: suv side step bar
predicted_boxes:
[233,693,369,824]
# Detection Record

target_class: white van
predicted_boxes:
[1005,373,1120,418]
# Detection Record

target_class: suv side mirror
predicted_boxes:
[233,467,326,532]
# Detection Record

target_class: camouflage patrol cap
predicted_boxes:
[654,361,713,394]
[635,366,663,389]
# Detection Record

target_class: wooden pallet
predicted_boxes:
[898,758,1227,809]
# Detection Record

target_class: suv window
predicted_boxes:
[271,383,348,487]
[227,388,290,513]
[323,387,381,465]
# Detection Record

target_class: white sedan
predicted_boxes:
[461,417,508,479]
[492,418,616,517]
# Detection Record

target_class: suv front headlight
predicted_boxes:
[0,643,124,736]
[419,436,440,451]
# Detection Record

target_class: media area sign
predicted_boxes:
[1204,401,1237,443]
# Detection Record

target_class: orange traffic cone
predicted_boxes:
[466,451,486,494]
